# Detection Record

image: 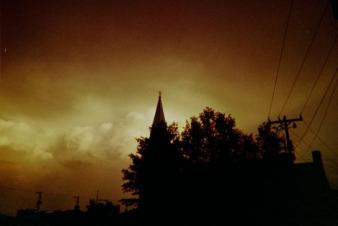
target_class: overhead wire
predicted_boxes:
[290,130,312,161]
[300,33,337,114]
[268,0,294,118]
[306,77,337,150]
[302,119,333,151]
[292,130,338,168]
[292,129,312,151]
[296,69,338,147]
[294,38,337,152]
[279,1,330,115]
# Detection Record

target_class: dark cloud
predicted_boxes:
[0,0,337,215]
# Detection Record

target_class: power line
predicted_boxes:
[268,0,294,118]
[292,130,312,152]
[301,33,337,114]
[292,130,338,168]
[291,132,310,161]
[291,130,325,163]
[279,1,330,115]
[291,127,337,169]
[302,119,333,151]
[307,76,337,150]
[297,70,337,147]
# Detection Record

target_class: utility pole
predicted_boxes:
[35,192,43,211]
[268,115,303,161]
[96,190,99,202]
[73,195,80,211]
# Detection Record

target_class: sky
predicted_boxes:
[0,0,337,215]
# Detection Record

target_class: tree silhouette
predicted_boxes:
[181,107,262,165]
[256,121,295,162]
[122,107,288,223]
[122,121,181,219]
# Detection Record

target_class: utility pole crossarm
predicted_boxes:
[267,115,303,161]
[268,115,303,124]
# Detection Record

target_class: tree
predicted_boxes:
[122,122,181,216]
[121,107,287,222]
[181,107,262,165]
[256,122,286,161]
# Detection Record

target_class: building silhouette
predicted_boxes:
[4,93,337,226]
[132,93,334,225]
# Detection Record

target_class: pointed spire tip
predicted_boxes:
[152,92,166,126]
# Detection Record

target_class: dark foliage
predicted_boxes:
[121,107,296,224]
[2,108,335,226]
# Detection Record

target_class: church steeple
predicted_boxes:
[152,91,166,127]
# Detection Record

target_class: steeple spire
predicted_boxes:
[152,91,166,127]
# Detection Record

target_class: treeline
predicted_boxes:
[121,107,298,225]
[2,200,120,226]
[3,108,335,226]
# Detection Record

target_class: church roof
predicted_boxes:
[152,92,166,126]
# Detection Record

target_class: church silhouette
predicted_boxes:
[1,93,336,226]
[120,93,334,226]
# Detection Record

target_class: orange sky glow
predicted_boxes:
[0,0,337,215]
